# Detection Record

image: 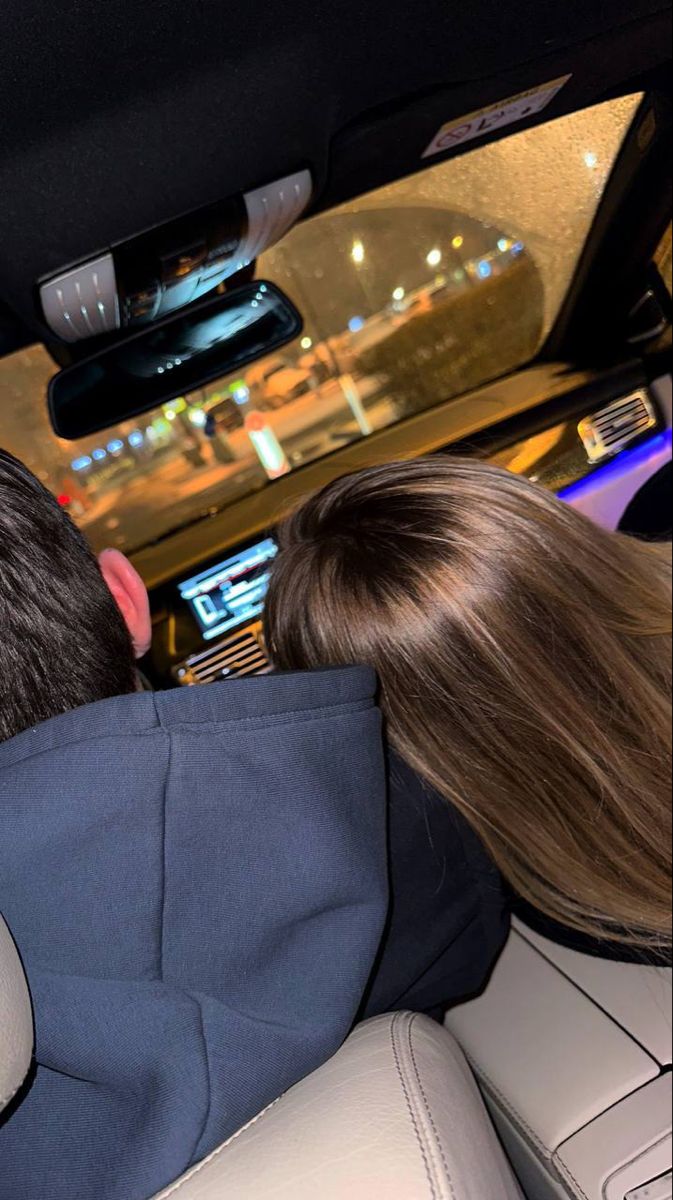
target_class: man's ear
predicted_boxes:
[98,549,152,659]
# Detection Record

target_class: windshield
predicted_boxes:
[0,95,640,553]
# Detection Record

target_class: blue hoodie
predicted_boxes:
[0,668,387,1200]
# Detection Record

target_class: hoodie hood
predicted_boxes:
[0,668,387,1200]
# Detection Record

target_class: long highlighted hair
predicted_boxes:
[265,457,672,950]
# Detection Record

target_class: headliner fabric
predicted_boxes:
[0,669,387,1200]
[0,0,670,340]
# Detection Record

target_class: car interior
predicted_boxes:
[1,1,672,1197]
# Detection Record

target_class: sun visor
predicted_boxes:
[321,20,670,214]
[39,169,312,344]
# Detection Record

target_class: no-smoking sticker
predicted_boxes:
[422,75,572,159]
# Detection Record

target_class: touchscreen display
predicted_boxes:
[178,537,278,641]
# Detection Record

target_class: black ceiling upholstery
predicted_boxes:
[1,0,671,345]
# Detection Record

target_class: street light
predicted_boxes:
[351,240,365,265]
[426,248,442,268]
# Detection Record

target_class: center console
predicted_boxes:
[170,535,277,684]
[445,922,672,1200]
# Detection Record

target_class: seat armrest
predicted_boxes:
[154,1012,523,1200]
[0,915,33,1114]
[445,928,670,1199]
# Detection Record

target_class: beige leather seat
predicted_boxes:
[0,913,523,1200]
[153,1010,523,1200]
[445,923,672,1200]
[0,915,32,1119]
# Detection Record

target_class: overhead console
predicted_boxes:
[39,170,312,344]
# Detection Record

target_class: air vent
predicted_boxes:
[578,389,657,463]
[174,624,270,685]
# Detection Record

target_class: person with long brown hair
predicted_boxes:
[265,456,672,965]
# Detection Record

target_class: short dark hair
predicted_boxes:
[0,449,137,743]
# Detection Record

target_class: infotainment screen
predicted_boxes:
[178,537,278,642]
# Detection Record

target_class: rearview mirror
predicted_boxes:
[48,281,302,439]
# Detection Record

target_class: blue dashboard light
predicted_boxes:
[107,439,124,454]
[348,316,365,333]
[511,241,524,256]
[92,448,107,461]
[477,260,493,279]
[128,431,144,448]
[71,455,92,471]
[558,429,672,503]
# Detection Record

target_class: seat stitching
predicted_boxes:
[390,1012,439,1200]
[460,1053,550,1157]
[553,1158,591,1200]
[406,1015,457,1199]
[558,1131,672,1200]
[154,1097,283,1198]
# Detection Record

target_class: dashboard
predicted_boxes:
[170,538,278,684]
[178,538,278,644]
[142,365,672,690]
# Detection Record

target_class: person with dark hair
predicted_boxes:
[0,448,510,1199]
[0,449,392,1200]
[0,452,147,744]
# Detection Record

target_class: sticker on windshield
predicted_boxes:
[422,75,572,159]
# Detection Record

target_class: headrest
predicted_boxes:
[0,915,33,1114]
